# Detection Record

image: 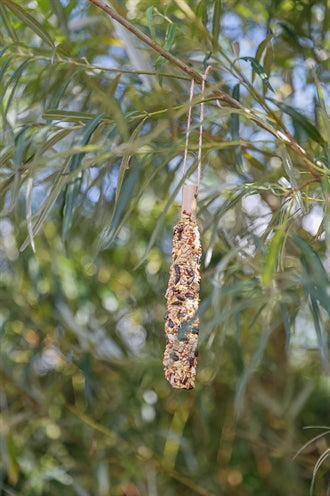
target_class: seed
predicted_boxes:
[194,347,199,357]
[191,326,199,335]
[168,319,175,328]
[177,312,186,318]
[171,301,183,306]
[177,294,185,301]
[186,268,194,276]
[187,276,194,285]
[169,352,179,361]
[176,225,184,240]
[164,311,169,320]
[185,293,194,299]
[188,357,195,367]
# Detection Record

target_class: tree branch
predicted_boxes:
[89,0,322,178]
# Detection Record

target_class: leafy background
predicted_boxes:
[0,0,329,495]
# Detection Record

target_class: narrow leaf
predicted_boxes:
[262,223,286,287]
[164,23,177,51]
[62,114,104,240]
[278,21,302,47]
[50,0,69,38]
[212,0,221,45]
[309,297,329,370]
[115,117,147,203]
[268,98,324,144]
[101,158,142,248]
[196,0,208,27]
[254,31,274,85]
[43,109,97,122]
[146,7,156,40]
[2,0,55,48]
[293,235,330,316]
[264,44,273,79]
[230,84,244,171]
[280,302,291,350]
[0,58,32,107]
[240,56,274,93]
[255,30,274,64]
[0,4,18,41]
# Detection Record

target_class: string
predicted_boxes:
[182,78,195,177]
[197,66,211,192]
[182,66,211,191]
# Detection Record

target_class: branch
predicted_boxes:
[89,0,322,178]
[88,0,203,83]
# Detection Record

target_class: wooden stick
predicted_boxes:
[181,184,198,220]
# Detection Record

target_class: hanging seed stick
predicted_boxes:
[163,184,201,389]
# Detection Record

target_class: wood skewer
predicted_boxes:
[181,184,198,220]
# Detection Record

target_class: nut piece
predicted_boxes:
[163,211,201,389]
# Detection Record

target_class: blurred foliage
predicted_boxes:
[0,0,329,494]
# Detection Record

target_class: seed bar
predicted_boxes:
[163,210,201,389]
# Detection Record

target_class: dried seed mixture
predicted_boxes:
[163,211,201,389]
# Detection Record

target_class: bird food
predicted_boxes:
[163,210,201,389]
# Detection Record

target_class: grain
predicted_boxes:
[163,211,201,389]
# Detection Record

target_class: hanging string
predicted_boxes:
[182,78,195,178]
[182,66,211,190]
[197,65,212,192]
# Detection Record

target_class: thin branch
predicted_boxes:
[88,0,203,83]
[89,0,322,178]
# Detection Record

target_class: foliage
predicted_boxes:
[0,0,329,494]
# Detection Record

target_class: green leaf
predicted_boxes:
[42,109,97,122]
[101,157,142,248]
[255,30,274,66]
[212,0,221,45]
[293,235,330,317]
[2,0,55,48]
[62,113,104,241]
[0,55,13,91]
[240,56,274,93]
[309,297,329,370]
[48,70,84,110]
[0,3,18,41]
[146,6,156,41]
[264,44,273,79]
[262,223,287,287]
[267,98,325,145]
[230,84,244,171]
[164,23,177,51]
[50,0,69,38]
[196,0,208,27]
[115,117,147,203]
[278,21,302,48]
[280,302,291,351]
[0,57,32,108]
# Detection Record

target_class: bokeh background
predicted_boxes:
[0,1,329,494]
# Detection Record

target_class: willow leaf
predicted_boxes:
[212,0,221,44]
[294,235,330,316]
[62,114,104,241]
[2,0,55,48]
[262,222,287,287]
[268,98,324,145]
[230,84,244,171]
[240,56,274,93]
[0,3,18,41]
[115,117,147,203]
